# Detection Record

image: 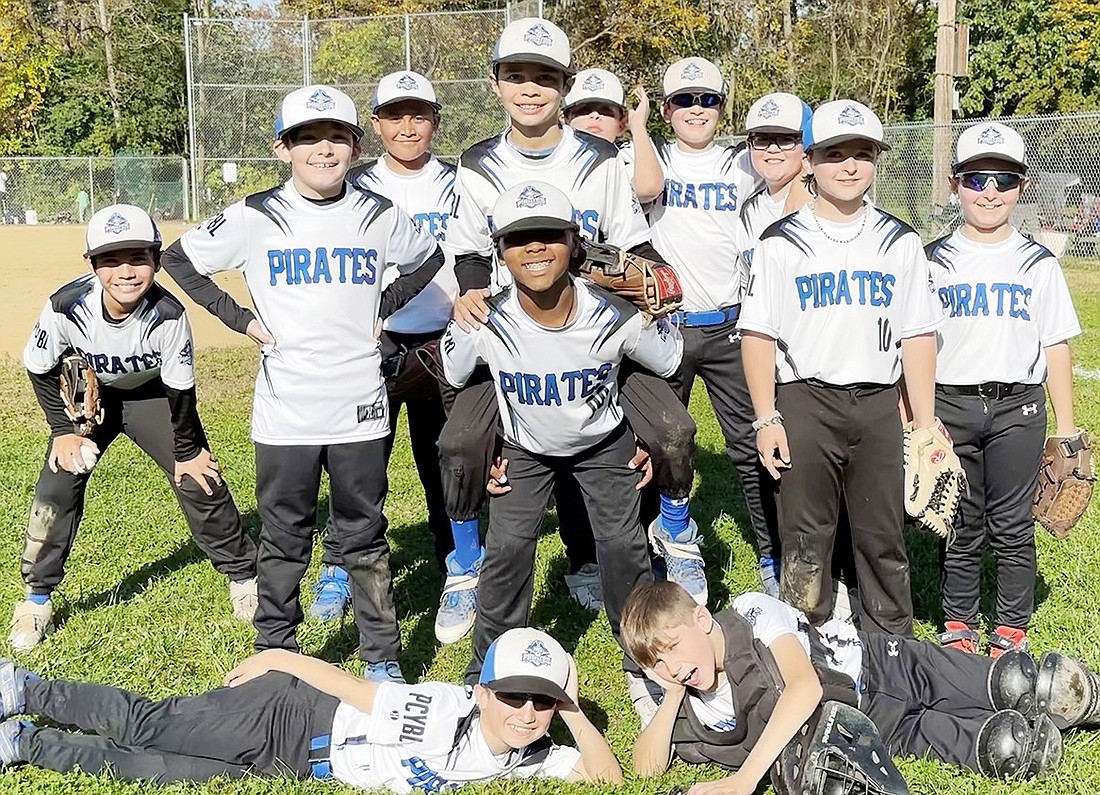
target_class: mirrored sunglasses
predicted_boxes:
[667,92,724,109]
[957,171,1024,192]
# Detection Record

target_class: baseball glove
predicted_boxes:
[1033,429,1095,539]
[903,419,965,541]
[578,242,683,317]
[59,354,103,437]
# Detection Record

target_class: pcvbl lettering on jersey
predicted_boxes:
[84,350,162,376]
[267,247,379,286]
[398,692,432,742]
[794,270,895,311]
[204,213,228,237]
[661,179,740,211]
[32,323,48,350]
[499,363,613,409]
[938,282,1032,320]
[413,211,449,241]
[401,756,450,792]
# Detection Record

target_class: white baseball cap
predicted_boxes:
[490,181,578,240]
[274,84,364,140]
[806,100,891,152]
[479,627,573,705]
[662,57,726,98]
[563,68,626,111]
[492,18,572,74]
[953,122,1028,172]
[85,204,161,258]
[746,92,812,137]
[372,71,442,113]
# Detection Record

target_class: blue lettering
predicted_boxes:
[292,248,311,284]
[972,283,988,316]
[522,373,541,405]
[936,282,1032,319]
[543,373,561,406]
[499,372,517,399]
[334,247,353,282]
[795,271,896,311]
[572,209,599,239]
[562,370,583,400]
[268,250,287,286]
[313,247,331,283]
[413,211,449,241]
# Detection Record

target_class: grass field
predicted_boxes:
[1,268,1100,795]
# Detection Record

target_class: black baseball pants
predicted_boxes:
[254,439,399,663]
[463,423,653,682]
[935,385,1047,630]
[670,319,779,560]
[775,382,913,636]
[22,671,337,783]
[862,631,995,770]
[21,382,256,594]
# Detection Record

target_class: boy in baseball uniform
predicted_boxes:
[13,204,258,651]
[928,123,1083,656]
[0,627,621,789]
[739,101,943,636]
[440,181,681,695]
[161,85,444,683]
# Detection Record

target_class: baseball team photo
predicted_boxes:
[1,1,1100,794]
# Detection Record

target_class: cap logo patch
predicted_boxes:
[396,74,418,91]
[307,88,335,112]
[524,23,552,47]
[758,99,780,119]
[521,640,552,667]
[516,185,547,209]
[838,105,864,126]
[104,212,130,234]
[583,74,605,91]
[680,62,703,81]
[978,125,1005,145]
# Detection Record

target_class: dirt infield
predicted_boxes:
[0,223,251,359]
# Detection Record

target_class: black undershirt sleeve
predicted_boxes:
[163,385,208,462]
[27,366,75,438]
[455,251,492,293]
[161,241,256,335]
[379,245,446,320]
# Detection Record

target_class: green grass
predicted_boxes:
[2,267,1100,794]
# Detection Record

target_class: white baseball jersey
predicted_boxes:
[329,681,580,793]
[180,179,439,445]
[351,156,459,335]
[927,229,1082,385]
[737,185,789,265]
[635,140,759,312]
[738,204,943,386]
[448,126,650,290]
[440,280,683,456]
[24,273,195,390]
[685,593,865,732]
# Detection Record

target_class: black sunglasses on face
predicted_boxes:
[667,92,724,109]
[500,228,570,249]
[748,133,802,152]
[494,691,559,711]
[956,171,1024,192]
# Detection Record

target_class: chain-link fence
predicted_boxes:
[0,156,188,225]
[184,5,543,219]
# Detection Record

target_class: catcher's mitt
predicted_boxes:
[903,419,965,541]
[1033,429,1095,539]
[578,242,683,317]
[59,354,103,437]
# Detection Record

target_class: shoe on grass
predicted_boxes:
[308,566,351,623]
[625,670,665,729]
[989,626,1029,659]
[364,660,405,684]
[8,600,53,653]
[938,621,981,654]
[0,718,30,769]
[228,578,258,622]
[564,563,603,611]
[435,550,483,645]
[648,518,708,606]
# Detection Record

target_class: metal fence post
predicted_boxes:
[181,156,190,222]
[404,13,412,70]
[303,15,311,84]
[88,156,95,214]
[183,13,199,220]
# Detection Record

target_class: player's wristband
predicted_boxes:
[751,410,784,431]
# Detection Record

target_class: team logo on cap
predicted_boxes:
[307,89,335,111]
[516,185,547,209]
[758,99,780,119]
[521,640,552,667]
[977,125,1005,146]
[396,74,419,91]
[838,105,865,126]
[583,74,605,91]
[680,62,703,81]
[523,23,552,47]
[104,212,130,234]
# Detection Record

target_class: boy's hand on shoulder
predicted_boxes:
[224,649,288,687]
[175,449,222,496]
[453,289,490,331]
[687,772,755,795]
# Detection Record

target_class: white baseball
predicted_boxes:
[78,442,99,471]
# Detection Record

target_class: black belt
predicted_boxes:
[937,382,1029,399]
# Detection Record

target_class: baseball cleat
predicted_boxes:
[308,566,351,623]
[624,670,665,729]
[648,518,708,606]
[564,563,603,611]
[0,719,30,769]
[434,550,483,645]
[829,579,859,625]
[228,577,258,622]
[364,660,405,684]
[759,555,780,600]
[990,626,1029,659]
[8,600,54,653]
[939,621,981,654]
[0,661,28,719]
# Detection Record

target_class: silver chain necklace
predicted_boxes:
[810,201,868,244]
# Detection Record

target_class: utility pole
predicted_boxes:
[933,0,957,205]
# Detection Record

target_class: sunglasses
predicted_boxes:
[667,92,724,109]
[494,691,559,711]
[500,228,570,248]
[956,171,1024,193]
[748,133,803,152]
